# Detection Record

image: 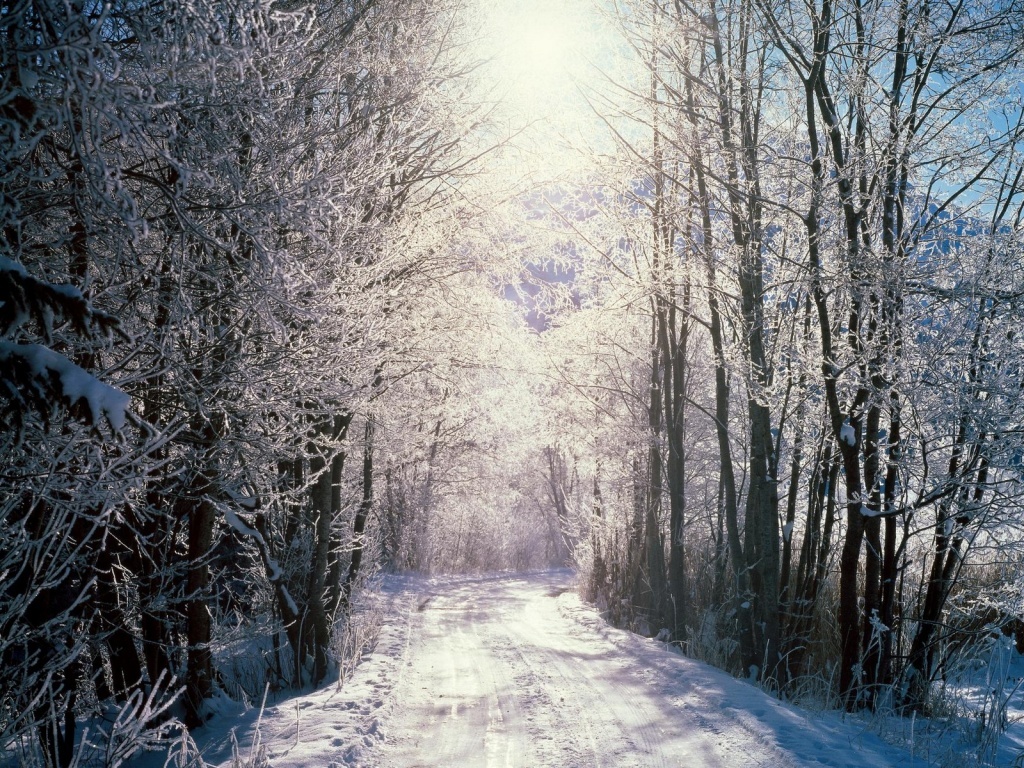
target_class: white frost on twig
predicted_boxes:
[220,502,284,583]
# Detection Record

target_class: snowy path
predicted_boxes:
[369,571,924,768]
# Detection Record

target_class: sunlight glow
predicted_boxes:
[492,6,580,101]
[468,0,622,181]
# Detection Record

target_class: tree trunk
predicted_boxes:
[645,323,667,631]
[661,297,689,642]
[342,418,374,610]
[307,425,333,686]
[327,412,353,620]
[185,490,215,727]
[93,541,145,701]
[861,404,884,695]
[689,144,754,672]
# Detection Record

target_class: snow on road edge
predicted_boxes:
[551,584,937,768]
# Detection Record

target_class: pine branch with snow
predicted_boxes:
[0,257,129,437]
[0,256,120,341]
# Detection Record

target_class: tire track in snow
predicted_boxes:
[372,581,529,767]
[496,578,729,767]
[371,573,803,768]
[497,594,661,765]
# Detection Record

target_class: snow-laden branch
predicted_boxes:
[0,341,130,433]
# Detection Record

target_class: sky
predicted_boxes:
[462,0,630,185]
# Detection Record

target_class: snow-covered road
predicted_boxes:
[370,571,923,768]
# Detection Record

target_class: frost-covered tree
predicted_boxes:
[755,0,1024,707]
[529,0,1024,715]
[1,0,481,761]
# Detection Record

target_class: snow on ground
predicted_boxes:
[926,631,1024,766]
[125,570,1024,767]
[365,571,929,768]
[155,569,949,767]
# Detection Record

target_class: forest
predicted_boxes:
[1,0,1023,764]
